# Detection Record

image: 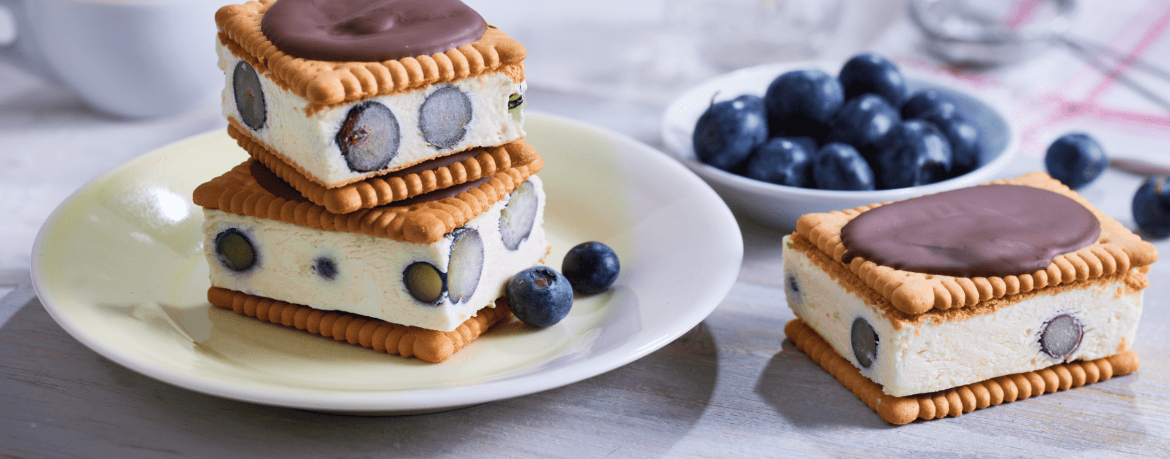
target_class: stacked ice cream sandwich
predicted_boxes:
[782,173,1157,424]
[194,0,548,363]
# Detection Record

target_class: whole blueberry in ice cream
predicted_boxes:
[562,241,620,295]
[744,138,813,187]
[826,94,900,161]
[507,267,574,328]
[763,69,844,138]
[838,53,907,106]
[873,120,952,189]
[1133,176,1170,239]
[693,95,769,171]
[1045,133,1107,190]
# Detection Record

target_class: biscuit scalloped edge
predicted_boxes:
[784,319,1139,425]
[208,287,511,363]
[215,0,526,114]
[227,121,540,213]
[192,159,541,244]
[795,172,1158,315]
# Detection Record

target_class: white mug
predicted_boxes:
[0,0,227,118]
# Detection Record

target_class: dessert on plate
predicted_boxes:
[194,0,548,362]
[783,172,1157,424]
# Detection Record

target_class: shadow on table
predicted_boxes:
[754,339,891,430]
[0,293,719,458]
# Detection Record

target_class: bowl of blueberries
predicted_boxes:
[661,53,1017,230]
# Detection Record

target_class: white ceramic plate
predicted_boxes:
[30,112,743,414]
[660,61,1018,230]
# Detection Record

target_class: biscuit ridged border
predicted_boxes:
[193,159,542,244]
[228,122,540,213]
[208,287,511,363]
[784,319,1139,425]
[795,172,1159,315]
[216,0,526,114]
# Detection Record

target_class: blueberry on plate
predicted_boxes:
[693,95,769,171]
[812,143,875,191]
[1133,176,1170,239]
[1045,133,1107,190]
[923,110,983,175]
[900,89,957,120]
[873,120,953,189]
[744,138,813,187]
[506,267,574,328]
[826,94,901,160]
[839,53,908,106]
[562,241,620,295]
[763,69,844,138]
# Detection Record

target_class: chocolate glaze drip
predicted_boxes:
[261,0,488,62]
[840,184,1100,278]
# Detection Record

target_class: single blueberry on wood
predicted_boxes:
[233,61,267,130]
[336,101,401,172]
[507,267,574,328]
[404,262,445,304]
[851,317,879,368]
[1133,176,1170,239]
[763,69,844,138]
[447,228,484,304]
[215,228,256,272]
[839,53,908,106]
[692,95,769,171]
[1040,314,1083,360]
[873,120,953,189]
[812,143,875,191]
[826,94,900,161]
[744,138,814,187]
[561,241,620,295]
[499,181,539,250]
[420,85,473,149]
[1045,133,1107,190]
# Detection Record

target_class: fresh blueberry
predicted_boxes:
[1133,176,1170,239]
[826,94,901,160]
[780,136,819,156]
[1045,133,1107,190]
[693,95,769,171]
[763,69,844,139]
[506,267,574,328]
[873,120,953,189]
[923,110,983,175]
[561,241,620,295]
[812,143,875,191]
[839,53,908,106]
[900,89,958,120]
[744,138,813,187]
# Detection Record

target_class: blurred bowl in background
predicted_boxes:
[660,61,1018,231]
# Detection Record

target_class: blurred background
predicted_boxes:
[2,0,1169,296]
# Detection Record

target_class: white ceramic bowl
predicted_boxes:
[661,61,1018,230]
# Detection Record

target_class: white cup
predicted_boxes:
[0,0,227,118]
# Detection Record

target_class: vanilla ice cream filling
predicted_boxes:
[782,236,1143,397]
[203,177,547,332]
[216,40,526,187]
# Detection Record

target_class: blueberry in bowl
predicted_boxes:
[873,120,953,189]
[826,94,901,161]
[839,53,908,107]
[764,69,844,139]
[744,138,814,187]
[812,143,875,191]
[692,94,769,171]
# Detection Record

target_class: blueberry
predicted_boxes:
[1040,314,1083,360]
[780,136,819,156]
[1133,176,1170,239]
[336,101,401,172]
[812,143,875,191]
[508,92,524,112]
[900,89,957,120]
[447,228,484,304]
[561,241,620,295]
[420,85,473,149]
[311,256,338,281]
[873,120,953,189]
[404,262,445,304]
[784,273,801,305]
[499,180,539,250]
[215,228,256,272]
[839,53,908,106]
[744,138,813,187]
[851,317,879,369]
[1045,133,1107,190]
[506,267,574,327]
[232,61,267,130]
[693,95,769,171]
[826,94,901,160]
[923,110,983,175]
[763,69,844,138]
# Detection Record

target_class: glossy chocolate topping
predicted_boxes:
[840,184,1100,277]
[261,0,488,62]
